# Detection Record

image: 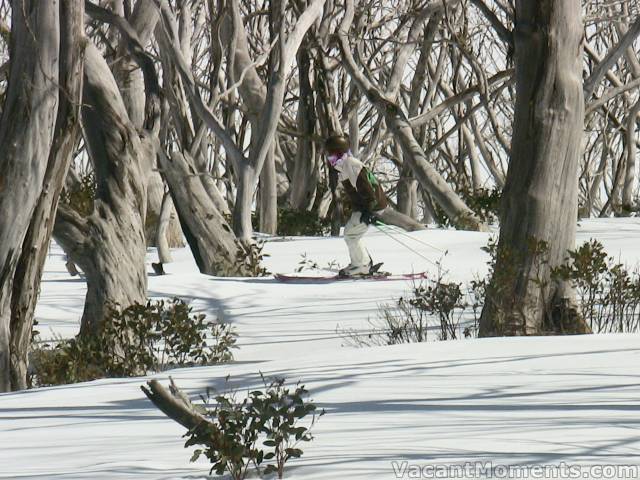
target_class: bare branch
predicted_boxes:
[141,378,210,431]
[469,0,513,48]
[583,14,640,100]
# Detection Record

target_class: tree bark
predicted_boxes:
[158,150,240,275]
[0,0,61,392]
[258,144,278,234]
[54,43,148,336]
[9,0,86,391]
[621,99,640,211]
[87,0,183,249]
[155,190,174,264]
[289,43,318,211]
[141,378,209,431]
[377,209,426,232]
[479,0,590,336]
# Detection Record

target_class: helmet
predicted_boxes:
[324,134,350,155]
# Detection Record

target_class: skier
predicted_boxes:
[325,134,388,277]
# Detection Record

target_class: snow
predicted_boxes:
[2,218,640,479]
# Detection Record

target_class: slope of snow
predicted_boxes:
[2,218,640,479]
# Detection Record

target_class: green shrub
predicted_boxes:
[463,187,502,224]
[254,208,330,236]
[213,241,270,277]
[464,238,640,335]
[60,171,96,216]
[434,187,501,227]
[30,298,236,387]
[186,375,323,479]
[276,208,331,236]
[339,237,640,346]
[552,240,640,333]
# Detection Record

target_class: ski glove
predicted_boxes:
[360,210,378,225]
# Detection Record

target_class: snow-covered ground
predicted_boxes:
[1,218,640,479]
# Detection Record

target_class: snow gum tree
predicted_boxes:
[0,0,85,392]
[479,0,591,336]
[54,42,150,337]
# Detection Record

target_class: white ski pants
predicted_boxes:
[344,212,370,267]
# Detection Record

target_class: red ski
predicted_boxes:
[273,272,428,283]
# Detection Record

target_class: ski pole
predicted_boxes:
[370,221,441,267]
[372,219,447,254]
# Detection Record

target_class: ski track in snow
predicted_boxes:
[1,218,640,479]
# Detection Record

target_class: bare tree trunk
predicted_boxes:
[232,162,257,241]
[146,171,183,248]
[159,150,240,274]
[114,0,158,129]
[226,0,326,240]
[377,209,426,232]
[0,0,61,392]
[587,131,610,215]
[479,0,590,336]
[141,378,209,430]
[621,99,640,210]
[396,15,441,220]
[397,162,419,219]
[54,43,148,336]
[9,0,85,391]
[470,113,505,188]
[583,14,640,100]
[258,144,278,234]
[289,43,318,210]
[155,190,173,264]
[107,0,183,248]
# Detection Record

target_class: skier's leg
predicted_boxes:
[344,212,370,269]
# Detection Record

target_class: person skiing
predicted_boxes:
[325,134,388,277]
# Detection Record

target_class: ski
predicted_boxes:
[273,271,428,283]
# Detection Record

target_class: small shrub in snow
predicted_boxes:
[552,240,640,333]
[277,208,331,236]
[256,377,323,478]
[341,272,469,347]
[30,299,236,387]
[294,253,339,273]
[186,376,323,479]
[472,238,640,334]
[213,241,270,277]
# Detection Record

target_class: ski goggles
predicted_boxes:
[327,151,350,167]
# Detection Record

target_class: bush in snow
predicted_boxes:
[212,241,270,277]
[472,238,640,335]
[552,240,640,333]
[275,208,331,237]
[184,375,323,479]
[340,270,471,347]
[30,298,236,387]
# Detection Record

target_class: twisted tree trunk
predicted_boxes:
[88,0,183,249]
[54,43,148,336]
